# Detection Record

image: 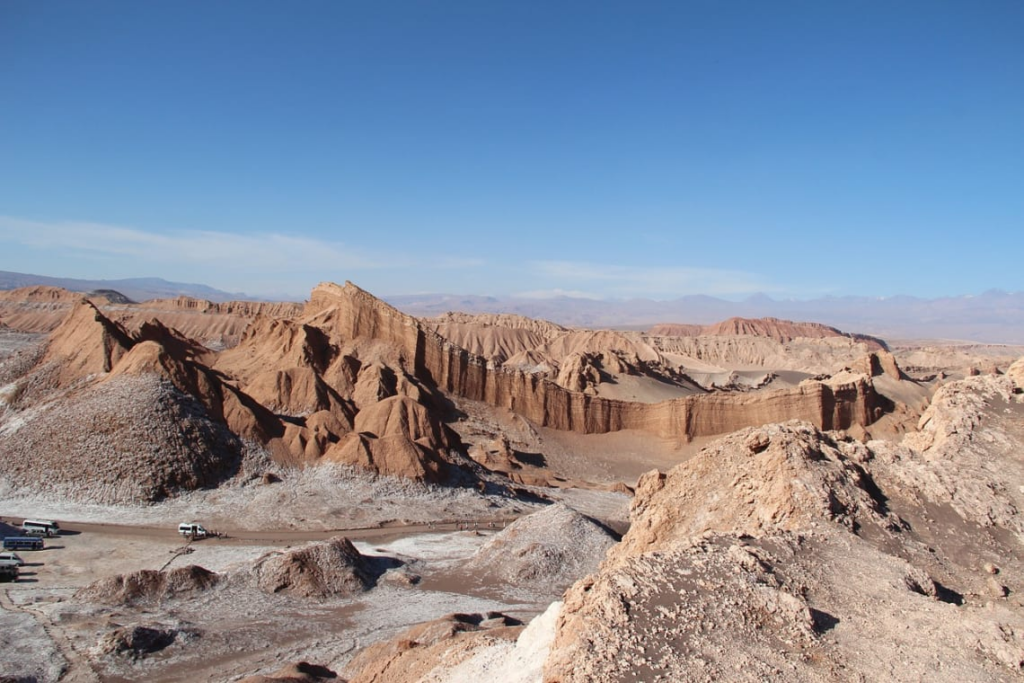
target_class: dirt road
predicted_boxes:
[4,516,516,547]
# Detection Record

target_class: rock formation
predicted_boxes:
[0,280,907,503]
[304,282,889,441]
[94,623,200,659]
[250,536,373,598]
[76,565,219,606]
[540,365,1024,681]
[650,316,887,349]
[343,612,526,683]
[324,396,457,484]
[466,503,618,587]
[0,373,250,503]
[239,661,339,683]
[42,299,135,386]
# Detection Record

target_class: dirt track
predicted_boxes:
[5,516,519,546]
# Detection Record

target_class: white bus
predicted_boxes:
[21,519,60,537]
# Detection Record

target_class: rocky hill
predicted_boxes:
[0,281,916,504]
[249,536,374,599]
[306,282,892,440]
[541,365,1024,681]
[465,503,619,590]
[0,285,300,344]
[344,364,1024,681]
[651,316,887,349]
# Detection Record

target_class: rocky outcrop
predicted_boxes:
[0,373,249,503]
[615,423,901,560]
[250,537,373,598]
[323,396,457,483]
[42,299,135,385]
[305,283,888,441]
[239,661,339,683]
[343,612,526,683]
[542,369,1024,682]
[850,349,904,379]
[554,353,602,393]
[108,339,286,451]
[76,565,219,606]
[871,367,1024,539]
[94,623,200,659]
[650,316,887,350]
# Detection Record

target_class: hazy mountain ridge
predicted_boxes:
[388,290,1024,344]
[2,270,1021,342]
[0,270,246,303]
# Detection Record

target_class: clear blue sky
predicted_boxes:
[1,1,1021,300]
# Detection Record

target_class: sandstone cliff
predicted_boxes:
[323,396,458,484]
[133,295,303,318]
[303,282,887,442]
[650,316,887,350]
[0,280,904,502]
[42,299,135,385]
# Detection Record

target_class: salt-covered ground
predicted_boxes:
[0,475,628,682]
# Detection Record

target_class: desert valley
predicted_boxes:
[0,280,1021,682]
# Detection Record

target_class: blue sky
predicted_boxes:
[1,1,1021,300]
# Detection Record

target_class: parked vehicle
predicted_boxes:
[21,519,60,537]
[2,537,43,551]
[0,559,18,582]
[0,551,24,566]
[178,522,209,539]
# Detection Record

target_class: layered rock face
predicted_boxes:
[306,282,888,441]
[0,282,901,503]
[0,286,300,340]
[650,316,887,349]
[324,396,457,484]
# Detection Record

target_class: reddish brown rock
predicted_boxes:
[42,299,135,385]
[238,661,338,682]
[75,565,219,606]
[324,396,455,483]
[306,282,889,442]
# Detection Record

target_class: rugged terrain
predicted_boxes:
[2,281,1022,681]
[340,362,1024,682]
[0,281,924,501]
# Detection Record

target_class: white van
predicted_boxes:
[21,519,60,537]
[0,551,24,566]
[178,522,209,539]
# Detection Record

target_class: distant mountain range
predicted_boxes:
[0,270,246,303]
[385,290,1024,344]
[1,270,1021,343]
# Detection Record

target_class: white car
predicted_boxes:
[0,551,24,566]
